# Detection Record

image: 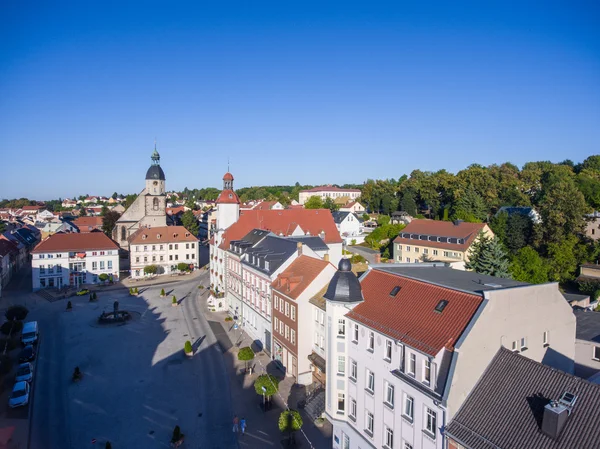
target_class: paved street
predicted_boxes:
[346,245,380,264]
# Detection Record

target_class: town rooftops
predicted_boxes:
[272,255,333,300]
[218,209,342,250]
[0,239,19,257]
[229,229,271,254]
[129,226,199,245]
[445,347,600,449]
[574,309,600,343]
[393,219,488,252]
[300,185,361,193]
[21,205,43,211]
[242,235,298,276]
[286,236,329,252]
[216,189,240,205]
[377,264,527,295]
[331,211,354,224]
[32,232,119,253]
[72,216,103,232]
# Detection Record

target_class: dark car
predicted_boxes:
[18,345,36,363]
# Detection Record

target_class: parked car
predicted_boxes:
[15,363,33,383]
[18,345,36,363]
[21,321,39,346]
[76,288,90,296]
[8,381,30,408]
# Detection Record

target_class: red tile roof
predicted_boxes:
[129,226,199,245]
[166,206,185,215]
[346,268,482,356]
[301,185,361,193]
[254,201,278,210]
[22,205,43,211]
[72,217,103,232]
[32,232,119,253]
[218,209,342,249]
[272,255,333,300]
[393,219,489,252]
[216,189,240,204]
[223,172,234,181]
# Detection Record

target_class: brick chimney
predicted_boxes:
[324,253,330,262]
[297,242,302,256]
[374,253,381,264]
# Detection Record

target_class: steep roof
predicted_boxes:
[242,235,298,276]
[32,232,119,253]
[301,185,361,193]
[574,309,600,343]
[445,347,600,449]
[286,236,329,252]
[345,267,483,356]
[72,216,103,232]
[218,209,342,250]
[129,226,199,245]
[272,255,333,300]
[393,219,488,251]
[216,189,240,205]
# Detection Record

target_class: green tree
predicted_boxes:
[489,211,508,243]
[323,197,339,211]
[237,346,255,372]
[278,409,303,444]
[504,213,533,254]
[144,265,158,275]
[400,189,418,216]
[0,221,6,233]
[100,205,109,217]
[254,374,279,399]
[177,262,191,272]
[465,232,510,278]
[452,186,487,222]
[304,196,324,209]
[547,237,580,283]
[181,210,199,236]
[102,211,121,237]
[78,206,87,217]
[509,246,549,283]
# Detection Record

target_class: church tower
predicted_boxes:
[215,171,240,243]
[144,146,167,219]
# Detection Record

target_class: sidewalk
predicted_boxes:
[203,301,332,449]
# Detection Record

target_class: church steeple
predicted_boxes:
[151,141,160,166]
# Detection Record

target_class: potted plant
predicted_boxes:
[66,301,72,311]
[184,341,193,357]
[172,296,177,307]
[171,425,184,446]
[160,288,166,298]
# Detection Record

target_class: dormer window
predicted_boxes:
[142,235,146,240]
[157,234,161,239]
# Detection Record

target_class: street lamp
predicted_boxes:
[262,386,267,411]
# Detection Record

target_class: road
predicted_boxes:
[346,245,380,264]
[2,259,235,449]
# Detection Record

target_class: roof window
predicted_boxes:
[434,300,449,313]
[157,234,161,239]
[390,286,401,297]
[559,392,577,409]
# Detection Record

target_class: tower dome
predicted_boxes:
[323,257,364,303]
[146,146,165,180]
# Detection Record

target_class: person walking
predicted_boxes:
[232,415,239,433]
[240,418,246,436]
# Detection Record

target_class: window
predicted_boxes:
[349,399,357,421]
[56,264,62,273]
[291,330,296,345]
[404,442,413,449]
[543,331,549,346]
[368,332,374,351]
[169,244,173,250]
[314,308,319,322]
[152,256,156,262]
[337,393,345,412]
[512,340,518,352]
[274,317,278,332]
[406,246,411,252]
[433,250,438,256]
[285,325,289,340]
[408,353,416,375]
[186,243,189,249]
[175,244,178,250]
[152,245,156,251]
[144,246,147,251]
[91,252,97,256]
[342,432,350,449]
[285,302,289,317]
[390,286,401,297]
[175,255,178,261]
[107,260,112,270]
[338,356,345,375]
[415,247,419,253]
[384,426,394,449]
[423,248,428,254]
[406,258,411,263]
[424,359,431,384]
[314,332,318,347]
[160,245,163,250]
[520,337,528,351]
[153,197,159,211]
[365,411,374,435]
[144,257,148,262]
[350,359,357,381]
[280,321,284,334]
[385,340,392,361]
[320,311,325,325]
[191,243,195,248]
[92,261,98,270]
[385,382,395,407]
[169,255,173,261]
[353,323,359,342]
[338,319,346,336]
[100,261,105,269]
[593,346,600,361]
[425,408,437,438]
[366,369,375,393]
[403,394,414,420]
[291,306,296,321]
[160,256,164,261]
[319,335,325,349]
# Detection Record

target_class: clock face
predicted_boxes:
[153,181,158,186]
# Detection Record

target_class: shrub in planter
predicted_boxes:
[66,301,73,310]
[99,273,109,282]
[5,305,28,321]
[224,316,233,322]
[129,287,134,295]
[184,340,193,355]
[278,409,303,434]
[171,425,184,444]
[160,288,166,297]
[0,354,12,375]
[172,296,177,306]
[254,374,279,399]
[0,320,23,336]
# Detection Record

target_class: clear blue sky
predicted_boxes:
[1,1,599,200]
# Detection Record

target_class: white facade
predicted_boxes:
[299,188,361,205]
[335,213,361,239]
[129,240,199,278]
[339,202,365,213]
[32,249,119,290]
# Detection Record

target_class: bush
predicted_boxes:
[129,287,133,295]
[177,262,191,272]
[171,426,184,444]
[144,265,158,275]
[160,288,166,296]
[66,301,72,310]
[0,354,12,375]
[254,374,279,398]
[5,305,28,321]
[172,296,177,305]
[350,239,357,246]
[0,320,23,336]
[593,289,600,302]
[184,341,193,354]
[350,254,366,264]
[99,273,109,282]
[278,409,303,433]
[224,316,233,322]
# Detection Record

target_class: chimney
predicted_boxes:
[453,219,463,226]
[541,401,569,440]
[297,242,302,256]
[374,253,381,264]
[324,253,330,262]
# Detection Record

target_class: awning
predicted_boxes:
[307,352,326,373]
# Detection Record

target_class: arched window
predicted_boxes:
[153,197,159,211]
[121,226,126,241]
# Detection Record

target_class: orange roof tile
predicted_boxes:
[32,232,119,253]
[393,219,488,252]
[346,268,482,356]
[218,209,342,249]
[129,226,199,245]
[216,189,240,204]
[72,217,103,232]
[272,255,333,300]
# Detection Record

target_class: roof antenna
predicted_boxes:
[228,156,230,173]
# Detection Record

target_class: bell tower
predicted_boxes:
[145,145,166,195]
[215,171,240,243]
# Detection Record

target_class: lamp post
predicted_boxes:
[262,386,267,411]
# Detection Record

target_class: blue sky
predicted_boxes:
[1,1,599,199]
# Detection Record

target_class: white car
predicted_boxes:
[9,381,29,408]
[15,363,33,383]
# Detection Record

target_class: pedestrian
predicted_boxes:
[240,418,246,436]
[232,415,239,433]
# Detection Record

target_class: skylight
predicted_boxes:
[390,286,401,297]
[435,300,449,313]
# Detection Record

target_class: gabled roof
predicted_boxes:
[218,209,342,250]
[129,226,199,244]
[331,211,351,224]
[301,185,361,193]
[22,205,43,211]
[32,232,119,253]
[72,216,103,232]
[242,235,298,276]
[272,255,333,300]
[253,201,279,210]
[393,219,488,252]
[574,309,600,343]
[445,347,600,449]
[345,267,483,356]
[286,236,329,252]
